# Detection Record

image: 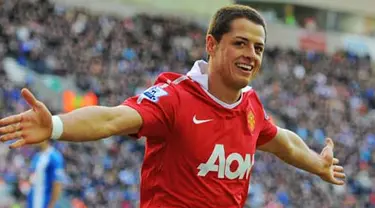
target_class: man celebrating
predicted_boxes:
[0,4,345,207]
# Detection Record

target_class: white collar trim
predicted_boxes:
[187,60,252,109]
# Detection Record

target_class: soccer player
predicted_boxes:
[0,4,345,207]
[27,140,64,208]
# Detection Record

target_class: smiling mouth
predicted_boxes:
[235,63,253,72]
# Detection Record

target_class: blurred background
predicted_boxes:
[0,0,375,207]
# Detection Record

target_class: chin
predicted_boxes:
[238,81,250,89]
[234,73,254,89]
[232,79,250,90]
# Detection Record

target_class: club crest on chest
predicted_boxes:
[247,111,255,132]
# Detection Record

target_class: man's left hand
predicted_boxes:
[318,138,346,185]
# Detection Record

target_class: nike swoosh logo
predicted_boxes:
[193,115,213,124]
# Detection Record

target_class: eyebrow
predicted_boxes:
[235,36,264,47]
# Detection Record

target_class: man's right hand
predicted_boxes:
[0,88,53,148]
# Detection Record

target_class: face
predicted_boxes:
[206,18,265,90]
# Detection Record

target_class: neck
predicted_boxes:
[207,63,242,104]
[40,144,49,151]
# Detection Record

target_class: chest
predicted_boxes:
[172,99,263,163]
[33,154,50,171]
[30,154,51,184]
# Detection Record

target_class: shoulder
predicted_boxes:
[50,148,64,163]
[32,152,40,159]
[31,153,40,165]
[154,72,187,85]
[138,72,188,104]
[242,86,262,106]
[154,72,190,91]
[243,87,268,116]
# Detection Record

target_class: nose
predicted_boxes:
[243,44,256,59]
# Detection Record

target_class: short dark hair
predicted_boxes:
[207,4,267,43]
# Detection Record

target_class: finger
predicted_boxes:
[9,139,26,149]
[334,172,346,179]
[0,131,23,142]
[331,179,345,186]
[321,145,334,162]
[334,165,344,172]
[325,137,334,149]
[21,88,39,109]
[333,158,339,165]
[0,114,22,126]
[0,123,22,134]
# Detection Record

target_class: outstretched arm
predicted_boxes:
[57,105,141,141]
[257,127,346,185]
[0,89,142,148]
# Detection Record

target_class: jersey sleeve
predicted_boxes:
[256,109,278,147]
[51,152,65,183]
[122,80,179,140]
[251,91,278,147]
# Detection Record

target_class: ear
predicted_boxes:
[206,34,218,57]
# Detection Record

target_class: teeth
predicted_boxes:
[236,63,253,71]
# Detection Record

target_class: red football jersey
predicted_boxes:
[123,61,278,208]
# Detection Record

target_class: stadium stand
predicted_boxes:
[1,0,374,207]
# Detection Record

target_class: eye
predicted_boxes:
[255,46,263,54]
[234,41,246,47]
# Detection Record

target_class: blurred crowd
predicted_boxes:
[251,49,375,208]
[0,0,375,208]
